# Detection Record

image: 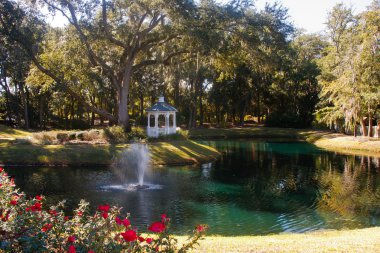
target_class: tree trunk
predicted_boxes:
[239,112,245,126]
[0,76,12,125]
[39,95,44,129]
[118,65,132,132]
[19,83,29,129]
[139,94,144,119]
[368,112,373,137]
[360,118,368,136]
[199,91,203,125]
[353,124,357,137]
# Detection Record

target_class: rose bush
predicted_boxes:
[0,167,208,252]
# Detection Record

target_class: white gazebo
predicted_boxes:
[146,96,177,137]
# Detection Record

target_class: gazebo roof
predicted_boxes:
[146,96,177,112]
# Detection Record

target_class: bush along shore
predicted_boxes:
[0,167,208,252]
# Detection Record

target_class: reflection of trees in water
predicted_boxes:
[243,146,318,212]
[316,155,380,218]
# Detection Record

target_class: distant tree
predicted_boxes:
[317,2,380,135]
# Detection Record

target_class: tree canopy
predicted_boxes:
[0,0,379,133]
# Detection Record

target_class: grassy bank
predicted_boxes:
[182,227,380,252]
[0,140,220,166]
[189,127,380,156]
[0,125,220,166]
[299,130,380,157]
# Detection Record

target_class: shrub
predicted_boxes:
[87,129,103,141]
[68,132,77,140]
[57,133,69,143]
[75,131,89,141]
[32,132,55,144]
[127,127,147,141]
[104,126,146,143]
[0,167,207,252]
[103,126,128,143]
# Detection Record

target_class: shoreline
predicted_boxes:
[189,127,380,157]
[2,126,380,167]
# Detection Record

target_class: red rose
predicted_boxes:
[196,224,207,232]
[67,236,76,243]
[98,205,110,212]
[0,167,3,172]
[102,212,108,219]
[121,230,137,242]
[138,236,145,242]
[68,245,76,253]
[77,211,83,216]
[33,202,42,211]
[49,210,58,216]
[0,184,2,188]
[10,200,17,205]
[35,195,43,201]
[122,218,130,227]
[88,251,95,253]
[41,223,53,232]
[148,222,166,233]
[146,238,153,244]
[115,217,122,225]
[64,216,69,221]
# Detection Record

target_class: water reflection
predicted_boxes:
[5,140,380,235]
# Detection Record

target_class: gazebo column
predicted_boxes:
[147,113,151,128]
[154,113,158,137]
[165,113,169,134]
[173,112,176,129]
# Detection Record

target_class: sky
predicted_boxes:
[48,0,375,34]
[253,0,374,33]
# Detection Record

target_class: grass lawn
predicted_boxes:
[181,227,380,252]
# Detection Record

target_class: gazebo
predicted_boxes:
[146,96,177,137]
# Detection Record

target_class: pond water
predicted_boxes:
[6,140,380,235]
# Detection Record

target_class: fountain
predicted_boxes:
[102,143,162,191]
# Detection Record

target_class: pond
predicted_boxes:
[6,140,380,236]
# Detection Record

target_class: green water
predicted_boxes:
[6,140,380,235]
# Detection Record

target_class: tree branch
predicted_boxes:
[132,49,188,70]
[44,0,119,90]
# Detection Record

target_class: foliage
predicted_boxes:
[316,2,380,135]
[0,167,207,252]
[104,126,147,143]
